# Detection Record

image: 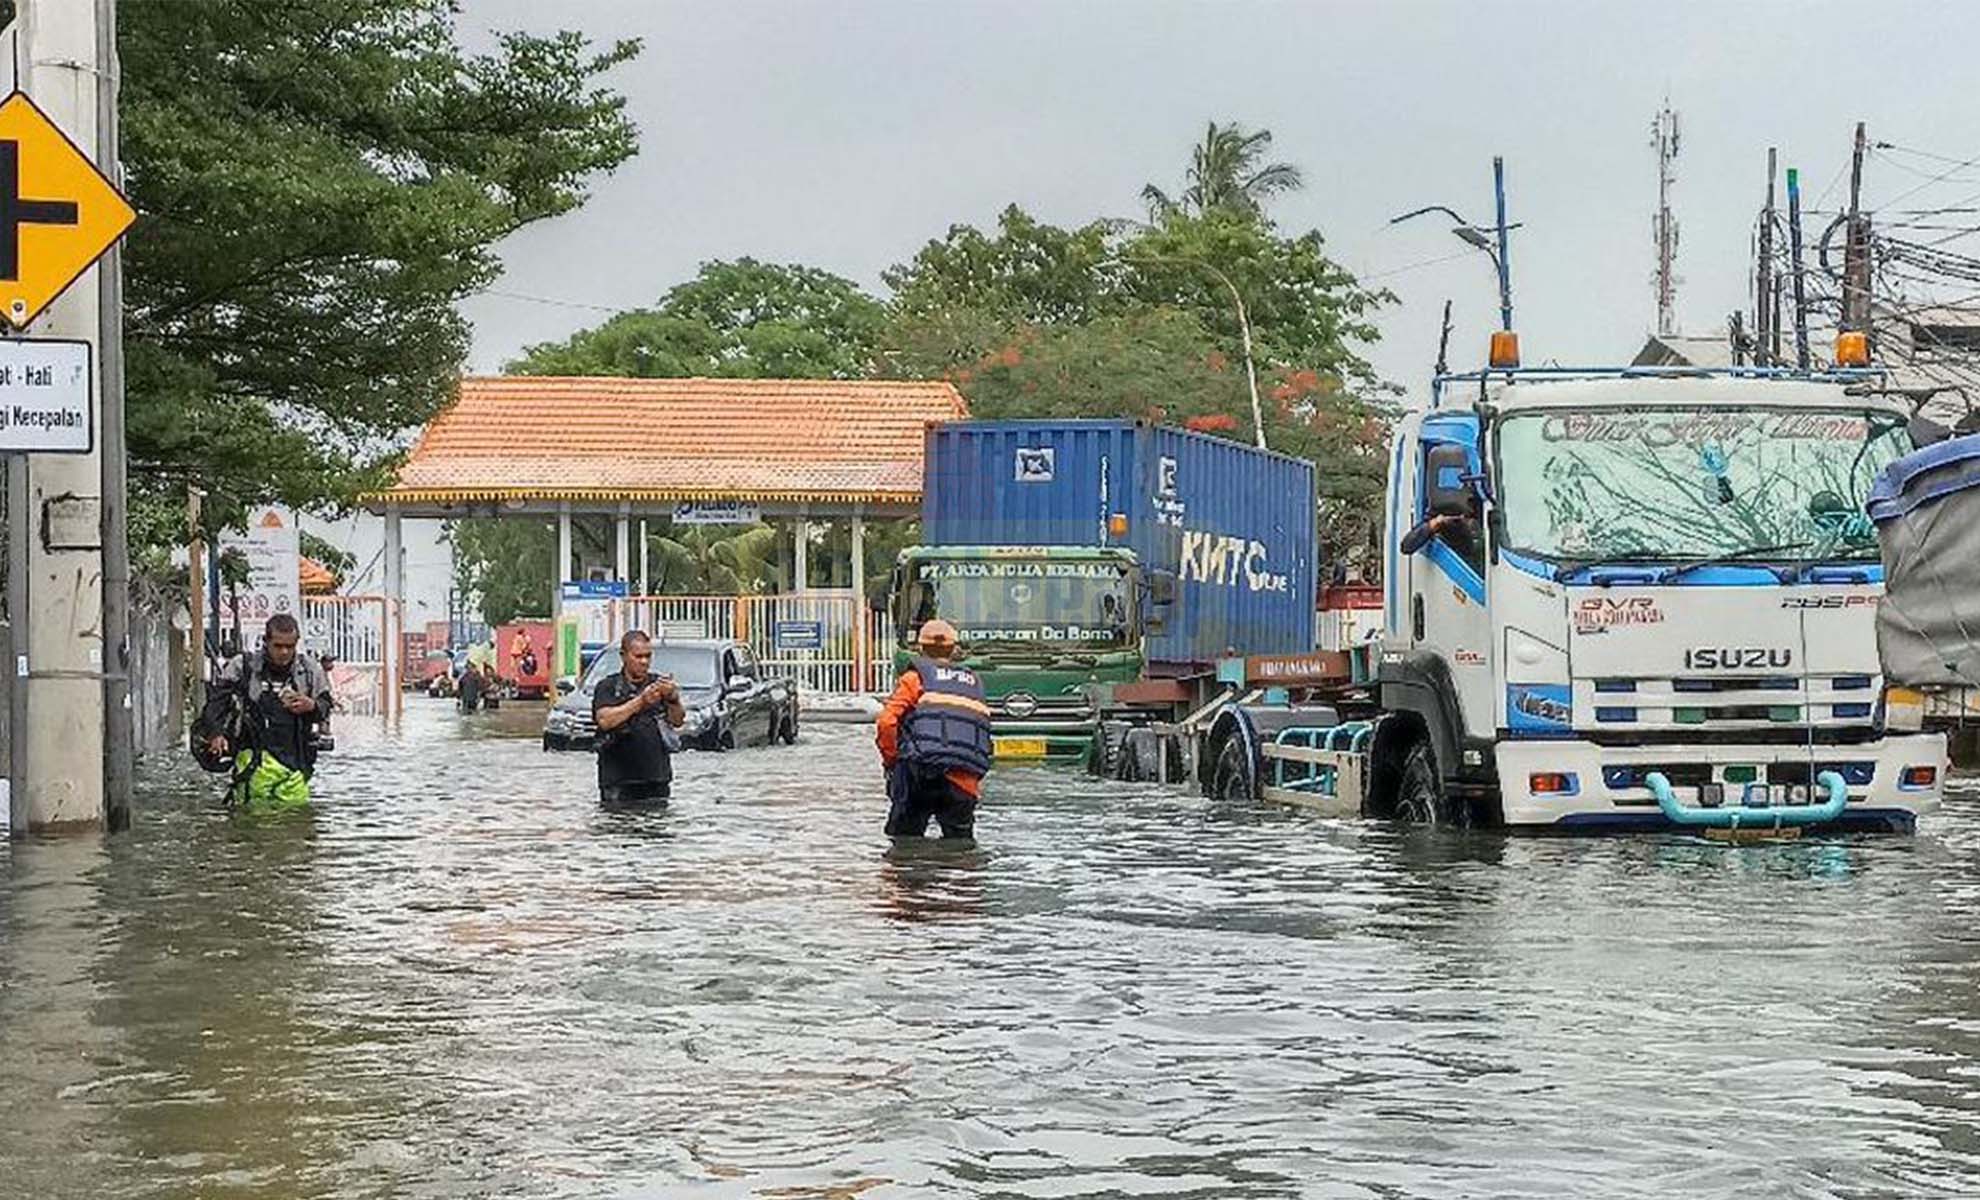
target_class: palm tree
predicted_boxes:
[1143,121,1304,222]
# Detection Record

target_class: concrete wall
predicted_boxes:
[128,599,183,757]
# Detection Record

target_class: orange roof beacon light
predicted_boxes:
[1835,330,1870,367]
[1488,330,1521,369]
[1108,513,1130,538]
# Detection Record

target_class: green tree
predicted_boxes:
[1141,121,1304,222]
[508,258,885,378]
[445,519,557,626]
[121,0,640,575]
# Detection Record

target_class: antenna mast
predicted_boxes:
[1651,100,1681,336]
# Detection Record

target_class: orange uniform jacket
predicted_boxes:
[875,670,984,798]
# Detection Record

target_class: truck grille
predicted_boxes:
[1575,676,1880,731]
[993,692,1094,729]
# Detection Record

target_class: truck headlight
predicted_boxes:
[1883,686,1925,733]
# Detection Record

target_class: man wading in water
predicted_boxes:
[592,630,687,806]
[199,613,334,813]
[875,619,993,840]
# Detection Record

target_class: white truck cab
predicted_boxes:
[1369,367,1945,831]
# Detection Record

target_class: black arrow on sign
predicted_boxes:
[0,139,79,281]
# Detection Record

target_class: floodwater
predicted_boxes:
[5,700,1980,1199]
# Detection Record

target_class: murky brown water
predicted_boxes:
[5,697,1980,1198]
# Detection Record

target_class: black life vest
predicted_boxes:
[901,656,993,777]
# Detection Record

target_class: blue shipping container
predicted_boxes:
[921,420,1317,670]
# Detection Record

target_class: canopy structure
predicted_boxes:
[367,375,966,516]
[361,375,967,706]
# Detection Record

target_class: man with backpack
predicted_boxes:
[197,613,334,812]
[875,619,993,841]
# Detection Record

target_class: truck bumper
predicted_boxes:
[1493,735,1946,832]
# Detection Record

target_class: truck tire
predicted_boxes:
[1093,721,1131,778]
[1211,736,1255,803]
[1394,740,1448,826]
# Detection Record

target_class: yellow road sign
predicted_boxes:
[0,91,136,330]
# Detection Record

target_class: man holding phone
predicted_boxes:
[591,629,687,806]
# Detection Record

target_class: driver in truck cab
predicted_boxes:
[875,619,993,841]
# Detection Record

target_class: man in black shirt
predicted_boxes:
[592,630,687,806]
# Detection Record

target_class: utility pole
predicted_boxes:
[1434,299,1453,376]
[1787,166,1811,370]
[11,0,113,832]
[1842,120,1873,337]
[1756,148,1777,366]
[97,0,130,830]
[1492,156,1514,331]
[1651,100,1681,336]
[1729,311,1747,367]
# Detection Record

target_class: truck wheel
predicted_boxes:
[1093,721,1131,778]
[1211,737,1255,803]
[1394,741,1447,826]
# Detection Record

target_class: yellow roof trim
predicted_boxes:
[360,486,920,507]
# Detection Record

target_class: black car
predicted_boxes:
[542,638,798,752]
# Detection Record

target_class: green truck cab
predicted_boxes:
[887,545,1143,761]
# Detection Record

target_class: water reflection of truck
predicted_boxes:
[886,420,1318,762]
[1203,362,1945,832]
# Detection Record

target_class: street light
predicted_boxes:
[1104,252,1268,451]
[1389,157,1521,333]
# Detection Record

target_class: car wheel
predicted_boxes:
[778,708,798,745]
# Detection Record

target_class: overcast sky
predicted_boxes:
[452,0,1980,403]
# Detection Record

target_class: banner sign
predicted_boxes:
[218,507,301,637]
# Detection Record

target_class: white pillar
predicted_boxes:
[851,510,867,692]
[793,515,809,593]
[638,517,649,597]
[14,0,111,830]
[383,504,403,720]
[614,504,630,637]
[555,502,572,619]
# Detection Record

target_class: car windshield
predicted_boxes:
[901,559,1134,647]
[579,644,721,691]
[1495,406,1911,562]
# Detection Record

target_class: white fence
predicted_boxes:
[624,591,897,694]
[303,595,397,715]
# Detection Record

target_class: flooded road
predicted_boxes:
[5,698,1980,1198]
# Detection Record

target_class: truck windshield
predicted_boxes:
[1496,406,1910,562]
[902,560,1134,647]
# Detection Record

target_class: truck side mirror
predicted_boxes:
[1908,413,1952,449]
[1148,570,1178,607]
[1424,443,1474,517]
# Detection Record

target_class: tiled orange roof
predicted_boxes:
[369,376,967,508]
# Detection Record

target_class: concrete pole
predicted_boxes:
[637,517,649,597]
[554,502,571,619]
[850,511,867,692]
[383,504,402,720]
[614,503,629,636]
[793,515,809,594]
[16,0,108,831]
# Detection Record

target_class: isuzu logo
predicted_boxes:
[1683,647,1793,670]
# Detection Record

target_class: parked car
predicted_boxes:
[542,638,798,753]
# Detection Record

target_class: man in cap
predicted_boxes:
[875,619,993,840]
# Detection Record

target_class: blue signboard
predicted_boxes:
[560,579,628,600]
[774,620,824,651]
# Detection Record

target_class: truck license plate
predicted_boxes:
[994,737,1048,759]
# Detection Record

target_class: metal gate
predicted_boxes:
[622,591,896,694]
